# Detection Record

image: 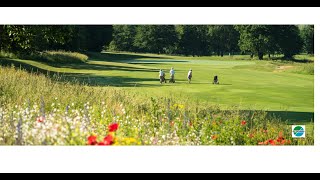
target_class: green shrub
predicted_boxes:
[0,51,17,59]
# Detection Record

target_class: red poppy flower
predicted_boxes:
[104,134,114,145]
[98,134,114,146]
[87,135,98,145]
[108,123,119,132]
[37,116,45,123]
[241,120,246,126]
[277,137,285,143]
[268,139,275,145]
[98,142,106,146]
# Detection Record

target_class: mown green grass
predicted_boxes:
[1,52,313,113]
[0,52,314,122]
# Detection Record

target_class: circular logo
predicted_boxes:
[293,126,305,137]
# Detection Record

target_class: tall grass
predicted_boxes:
[294,54,314,62]
[1,50,88,64]
[288,63,314,75]
[0,66,314,145]
[35,51,89,64]
[44,51,88,63]
[0,64,123,107]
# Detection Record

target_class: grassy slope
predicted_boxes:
[0,52,314,145]
[0,52,314,114]
[0,66,314,145]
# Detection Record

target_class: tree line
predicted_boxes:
[0,25,113,55]
[0,25,313,60]
[109,25,314,59]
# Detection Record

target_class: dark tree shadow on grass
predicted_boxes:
[265,110,314,123]
[266,56,313,63]
[85,52,171,62]
[57,63,159,72]
[126,60,189,64]
[63,74,159,87]
[0,58,160,87]
[236,110,314,123]
[85,52,189,64]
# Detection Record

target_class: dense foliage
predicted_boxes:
[0,25,313,60]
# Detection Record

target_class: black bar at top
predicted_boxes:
[1,0,320,7]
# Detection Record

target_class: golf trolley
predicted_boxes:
[213,75,219,84]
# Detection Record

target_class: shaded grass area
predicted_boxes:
[102,51,314,62]
[0,58,159,87]
[239,110,314,123]
[86,51,167,62]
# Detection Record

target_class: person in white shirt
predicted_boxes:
[169,67,175,83]
[187,69,192,83]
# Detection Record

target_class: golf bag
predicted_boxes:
[213,75,219,84]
